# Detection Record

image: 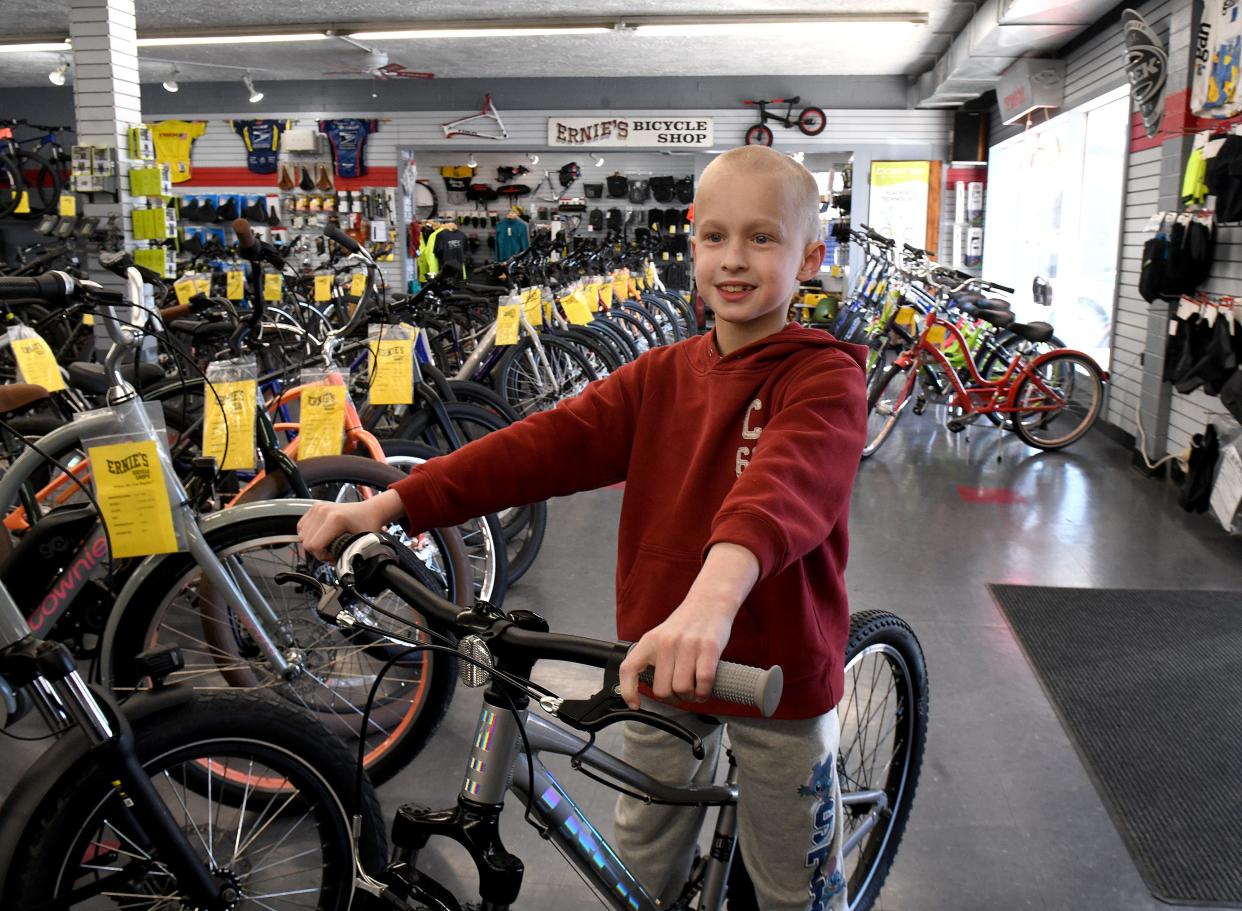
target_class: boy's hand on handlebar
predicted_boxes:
[618,543,760,709]
[297,490,405,562]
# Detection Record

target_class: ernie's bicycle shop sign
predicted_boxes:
[548,116,714,148]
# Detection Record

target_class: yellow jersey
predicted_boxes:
[148,120,206,183]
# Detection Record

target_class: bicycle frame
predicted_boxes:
[442,94,509,140]
[894,313,1076,417]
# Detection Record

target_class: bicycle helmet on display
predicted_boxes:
[558,162,581,188]
[589,208,605,231]
[674,176,695,204]
[606,208,624,232]
[497,165,529,183]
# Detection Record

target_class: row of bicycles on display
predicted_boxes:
[0,220,928,911]
[827,225,1109,458]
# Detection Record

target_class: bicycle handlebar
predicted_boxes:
[0,271,74,305]
[324,223,363,255]
[332,533,784,716]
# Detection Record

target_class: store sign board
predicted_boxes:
[1122,9,1167,137]
[547,117,714,148]
[868,161,931,250]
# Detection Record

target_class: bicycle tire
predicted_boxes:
[745,124,774,146]
[588,317,640,362]
[861,364,916,458]
[617,302,671,346]
[639,294,686,342]
[379,437,509,608]
[3,691,387,911]
[799,106,828,136]
[103,506,462,787]
[1011,352,1104,450]
[446,378,523,423]
[493,333,600,417]
[0,153,24,219]
[579,320,633,367]
[601,308,658,354]
[13,148,63,218]
[556,326,623,376]
[726,611,927,911]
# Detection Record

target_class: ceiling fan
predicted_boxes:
[322,32,434,79]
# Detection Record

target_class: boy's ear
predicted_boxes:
[797,240,827,281]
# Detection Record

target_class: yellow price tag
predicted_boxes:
[201,379,257,471]
[662,251,670,262]
[88,439,178,557]
[11,334,66,391]
[495,304,521,346]
[627,278,639,299]
[297,383,345,460]
[926,325,948,346]
[895,306,917,330]
[600,282,614,308]
[562,292,594,326]
[314,273,333,302]
[14,192,30,215]
[350,272,368,298]
[226,271,245,301]
[585,283,602,312]
[194,276,211,295]
[522,289,543,326]
[173,278,195,307]
[369,336,414,405]
[82,313,94,327]
[263,272,283,301]
[612,274,628,303]
[58,194,76,217]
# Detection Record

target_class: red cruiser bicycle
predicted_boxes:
[743,97,827,145]
[863,305,1107,457]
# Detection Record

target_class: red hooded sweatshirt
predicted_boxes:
[391,323,867,719]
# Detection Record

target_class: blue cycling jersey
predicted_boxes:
[230,119,292,174]
[319,119,379,179]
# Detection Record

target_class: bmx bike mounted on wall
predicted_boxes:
[743,97,827,146]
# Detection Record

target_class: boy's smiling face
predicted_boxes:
[692,158,825,348]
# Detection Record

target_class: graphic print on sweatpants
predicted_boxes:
[801,753,847,909]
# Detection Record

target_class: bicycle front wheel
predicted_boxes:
[1010,352,1104,450]
[862,364,916,458]
[494,334,599,417]
[838,610,929,911]
[3,691,386,911]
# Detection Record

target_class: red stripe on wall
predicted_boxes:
[1129,87,1242,153]
[178,166,398,190]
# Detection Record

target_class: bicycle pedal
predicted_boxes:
[946,419,965,433]
[912,395,927,416]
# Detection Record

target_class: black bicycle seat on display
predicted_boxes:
[67,360,165,394]
[1006,321,1055,343]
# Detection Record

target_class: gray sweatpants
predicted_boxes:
[614,698,847,911]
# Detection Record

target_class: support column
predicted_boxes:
[69,0,140,277]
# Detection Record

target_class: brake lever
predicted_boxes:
[552,647,706,759]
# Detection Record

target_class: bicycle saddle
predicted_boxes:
[1006,321,1055,343]
[975,309,1015,328]
[67,360,165,394]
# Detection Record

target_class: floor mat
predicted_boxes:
[989,585,1242,906]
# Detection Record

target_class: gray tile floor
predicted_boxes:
[4,412,1241,909]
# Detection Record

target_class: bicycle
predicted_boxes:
[290,530,927,911]
[0,120,71,219]
[442,94,509,140]
[742,97,826,146]
[863,298,1107,456]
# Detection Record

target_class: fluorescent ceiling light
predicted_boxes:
[137,33,328,47]
[635,19,923,36]
[350,27,609,39]
[0,41,72,53]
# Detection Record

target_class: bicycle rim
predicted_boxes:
[1012,353,1103,449]
[862,365,916,458]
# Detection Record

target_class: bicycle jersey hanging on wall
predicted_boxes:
[230,119,293,174]
[319,118,379,178]
[148,120,206,183]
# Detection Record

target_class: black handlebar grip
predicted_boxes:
[324,224,362,255]
[329,533,357,562]
[987,281,1015,294]
[0,271,74,305]
[638,661,783,717]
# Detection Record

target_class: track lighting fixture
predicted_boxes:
[162,67,179,92]
[243,72,263,103]
[48,57,69,86]
[467,153,478,169]
[591,153,605,167]
[527,153,540,165]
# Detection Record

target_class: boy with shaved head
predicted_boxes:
[300,145,866,909]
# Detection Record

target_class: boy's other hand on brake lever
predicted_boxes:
[297,489,406,561]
